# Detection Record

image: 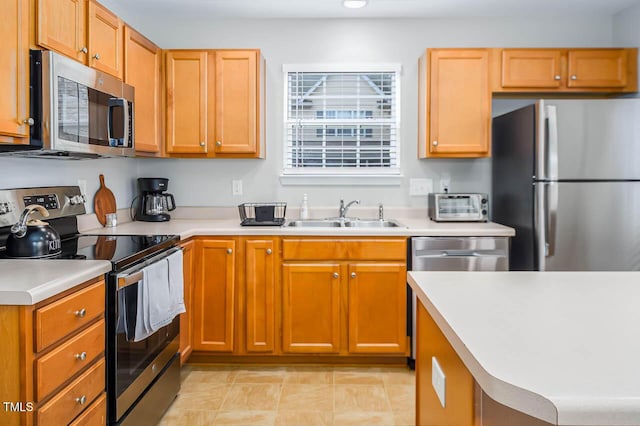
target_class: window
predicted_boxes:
[284,65,400,175]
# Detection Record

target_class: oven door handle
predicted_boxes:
[115,246,182,289]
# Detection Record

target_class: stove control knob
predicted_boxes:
[0,202,11,214]
[70,195,86,205]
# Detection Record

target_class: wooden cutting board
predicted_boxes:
[94,174,116,226]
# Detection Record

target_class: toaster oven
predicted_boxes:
[428,193,488,222]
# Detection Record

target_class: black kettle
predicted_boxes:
[6,205,62,258]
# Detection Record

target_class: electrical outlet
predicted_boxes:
[409,178,433,196]
[439,177,451,193]
[432,356,446,408]
[232,180,243,196]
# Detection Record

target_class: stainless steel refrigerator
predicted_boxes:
[492,99,640,271]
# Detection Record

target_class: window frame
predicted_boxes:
[281,63,402,179]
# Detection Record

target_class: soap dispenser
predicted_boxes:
[300,193,309,219]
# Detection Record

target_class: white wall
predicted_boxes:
[613,3,640,98]
[2,13,616,210]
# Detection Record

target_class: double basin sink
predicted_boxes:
[286,218,404,228]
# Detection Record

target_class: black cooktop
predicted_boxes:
[0,234,180,271]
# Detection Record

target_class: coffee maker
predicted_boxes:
[135,178,176,222]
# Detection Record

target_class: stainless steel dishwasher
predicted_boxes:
[408,236,509,366]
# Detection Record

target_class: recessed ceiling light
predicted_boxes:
[343,0,368,9]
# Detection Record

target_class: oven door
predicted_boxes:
[107,247,181,423]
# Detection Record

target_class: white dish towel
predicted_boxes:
[134,249,186,342]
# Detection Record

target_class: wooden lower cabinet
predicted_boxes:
[192,238,236,352]
[281,263,342,354]
[244,238,277,353]
[348,263,407,354]
[179,239,195,363]
[0,276,106,426]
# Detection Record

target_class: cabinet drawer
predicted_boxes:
[36,319,105,401]
[37,358,105,426]
[282,239,406,261]
[36,281,105,352]
[69,392,106,426]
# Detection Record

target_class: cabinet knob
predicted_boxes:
[432,140,438,146]
[333,272,339,279]
[216,141,222,147]
[74,308,86,318]
[199,141,206,147]
[75,395,87,405]
[351,272,356,278]
[570,75,577,80]
[75,351,87,361]
[93,53,101,60]
[227,248,233,254]
[22,118,34,126]
[554,75,561,80]
[80,47,88,54]
[266,248,272,255]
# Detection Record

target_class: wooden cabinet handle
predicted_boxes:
[74,308,86,318]
[75,352,87,361]
[75,395,86,405]
[351,272,356,278]
[333,272,339,279]
[227,248,233,254]
[266,248,272,255]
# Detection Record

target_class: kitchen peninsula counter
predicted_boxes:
[408,271,640,426]
[0,259,111,305]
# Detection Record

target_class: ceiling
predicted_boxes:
[103,0,640,19]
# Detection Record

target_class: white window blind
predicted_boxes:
[284,66,400,174]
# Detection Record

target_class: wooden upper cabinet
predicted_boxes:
[501,49,562,88]
[124,27,162,155]
[87,1,122,79]
[192,239,236,352]
[421,49,490,158]
[567,49,628,88]
[212,50,263,157]
[347,263,407,354]
[165,51,208,154]
[0,0,30,138]
[37,0,87,63]
[244,239,276,353]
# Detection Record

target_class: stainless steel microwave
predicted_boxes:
[428,193,489,222]
[0,50,135,158]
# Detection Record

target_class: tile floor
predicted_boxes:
[159,365,415,426]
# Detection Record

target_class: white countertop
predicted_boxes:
[407,271,640,426]
[80,217,514,239]
[0,259,112,305]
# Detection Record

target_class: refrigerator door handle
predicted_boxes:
[535,100,546,180]
[534,183,547,270]
[546,182,558,257]
[546,105,559,180]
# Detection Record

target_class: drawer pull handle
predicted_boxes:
[351,272,357,278]
[333,272,339,279]
[74,308,86,318]
[266,248,272,255]
[75,352,87,361]
[76,395,86,405]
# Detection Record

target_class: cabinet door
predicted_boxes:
[348,263,407,354]
[193,239,236,352]
[282,263,341,353]
[501,49,562,88]
[87,1,122,78]
[244,239,276,353]
[212,50,260,156]
[165,51,208,154]
[428,49,490,157]
[567,49,627,88]
[0,0,29,138]
[37,0,87,63]
[179,240,195,364]
[124,27,162,155]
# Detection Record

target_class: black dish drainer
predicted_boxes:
[238,202,287,226]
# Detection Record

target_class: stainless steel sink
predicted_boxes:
[285,219,403,228]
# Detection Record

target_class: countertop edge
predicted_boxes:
[407,272,560,425]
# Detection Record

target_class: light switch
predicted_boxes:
[232,180,243,196]
[432,356,446,408]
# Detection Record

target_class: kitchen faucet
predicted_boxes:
[339,199,360,219]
